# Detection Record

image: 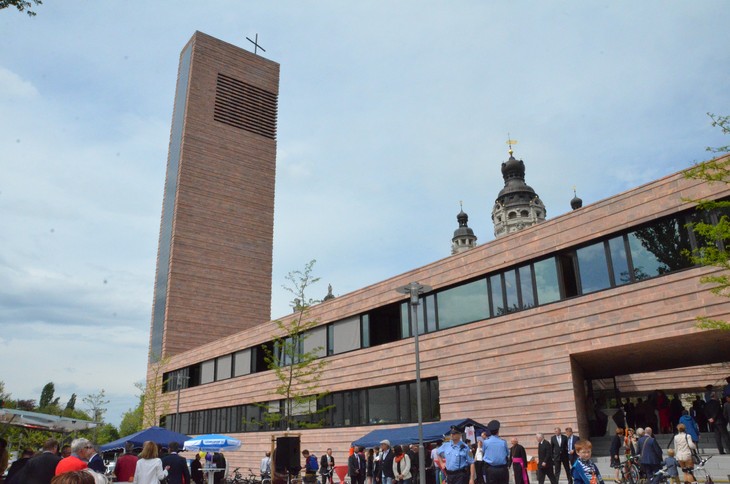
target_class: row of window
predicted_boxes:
[164,206,715,392]
[162,378,440,434]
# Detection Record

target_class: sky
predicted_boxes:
[1,1,729,428]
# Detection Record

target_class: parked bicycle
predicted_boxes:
[616,455,640,484]
[693,455,714,484]
[225,467,245,484]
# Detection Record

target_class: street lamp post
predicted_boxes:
[396,281,432,484]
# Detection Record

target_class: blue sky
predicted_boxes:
[1,1,729,427]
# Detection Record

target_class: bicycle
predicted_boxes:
[647,468,671,484]
[692,455,714,484]
[226,467,246,484]
[243,468,264,484]
[616,455,640,484]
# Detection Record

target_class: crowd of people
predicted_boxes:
[3,385,728,484]
[610,390,730,456]
[609,387,730,444]
[309,421,602,484]
[0,436,226,484]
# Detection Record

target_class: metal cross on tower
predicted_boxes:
[246,33,266,55]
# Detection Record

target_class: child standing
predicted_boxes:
[664,449,680,484]
[572,440,604,484]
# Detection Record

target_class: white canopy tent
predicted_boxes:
[0,408,97,433]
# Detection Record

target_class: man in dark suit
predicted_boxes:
[87,445,107,474]
[349,446,366,484]
[320,448,334,484]
[638,427,663,478]
[161,441,191,484]
[551,428,571,484]
[9,438,61,484]
[5,448,33,483]
[565,427,580,466]
[705,392,730,454]
[536,433,556,484]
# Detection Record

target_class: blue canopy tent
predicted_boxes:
[100,426,191,452]
[352,419,487,448]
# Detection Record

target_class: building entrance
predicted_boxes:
[570,330,730,438]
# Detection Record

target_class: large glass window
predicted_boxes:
[200,360,215,384]
[360,315,370,349]
[503,270,519,313]
[518,265,535,309]
[534,257,560,305]
[628,216,692,279]
[216,355,232,381]
[332,316,360,354]
[327,324,335,355]
[303,325,326,358]
[576,242,611,294]
[233,349,251,377]
[424,294,437,333]
[489,274,504,316]
[608,236,631,285]
[368,386,397,424]
[275,337,300,366]
[400,303,410,338]
[437,279,489,329]
[170,378,439,433]
[244,405,262,432]
[365,302,401,347]
[398,384,410,423]
[252,342,273,373]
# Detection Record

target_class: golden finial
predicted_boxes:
[506,134,518,156]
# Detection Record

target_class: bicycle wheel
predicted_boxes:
[628,465,639,484]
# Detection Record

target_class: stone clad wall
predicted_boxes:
[151,31,279,359]
[155,156,730,471]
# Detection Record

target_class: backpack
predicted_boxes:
[309,455,319,471]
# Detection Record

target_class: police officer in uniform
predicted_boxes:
[437,427,475,484]
[482,420,509,484]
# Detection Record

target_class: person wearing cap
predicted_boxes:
[437,427,475,484]
[377,440,396,484]
[481,420,509,484]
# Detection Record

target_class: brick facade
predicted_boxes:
[147,31,730,478]
[148,31,279,359]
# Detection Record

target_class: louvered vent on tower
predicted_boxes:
[214,73,278,140]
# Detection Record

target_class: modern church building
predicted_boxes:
[147,32,730,471]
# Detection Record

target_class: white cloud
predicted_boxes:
[1,0,730,426]
[0,66,39,100]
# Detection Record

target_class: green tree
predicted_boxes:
[138,354,171,428]
[83,390,110,442]
[262,260,330,431]
[684,113,730,330]
[38,382,55,409]
[95,422,120,444]
[0,0,42,16]
[119,394,144,436]
[0,380,10,406]
[64,393,77,414]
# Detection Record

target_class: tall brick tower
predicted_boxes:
[148,31,279,362]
